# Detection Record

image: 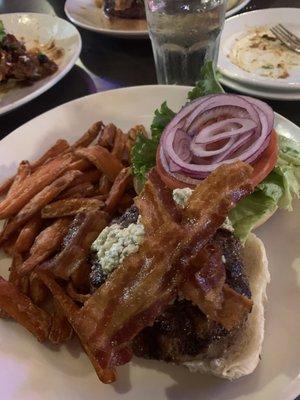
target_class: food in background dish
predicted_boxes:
[228,26,300,79]
[95,0,145,19]
[0,21,58,87]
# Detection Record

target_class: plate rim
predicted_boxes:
[64,0,148,38]
[2,84,299,147]
[219,74,300,101]
[225,0,251,18]
[219,7,300,90]
[0,12,82,116]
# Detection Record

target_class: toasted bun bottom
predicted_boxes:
[183,233,270,380]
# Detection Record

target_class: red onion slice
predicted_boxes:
[158,94,274,184]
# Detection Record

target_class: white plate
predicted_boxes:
[225,0,251,18]
[220,74,300,101]
[218,8,300,90]
[0,13,82,116]
[65,0,148,39]
[0,86,299,400]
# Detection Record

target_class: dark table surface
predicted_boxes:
[0,0,300,140]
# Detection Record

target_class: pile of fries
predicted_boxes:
[0,120,254,384]
[0,121,144,366]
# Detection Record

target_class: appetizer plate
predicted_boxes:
[0,13,81,116]
[64,0,148,39]
[225,0,251,18]
[218,8,300,90]
[0,86,299,400]
[220,74,300,101]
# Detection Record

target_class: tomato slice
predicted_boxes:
[156,130,278,189]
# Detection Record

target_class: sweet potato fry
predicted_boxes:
[105,168,133,214]
[99,175,112,195]
[18,218,71,276]
[0,139,70,196]
[37,270,116,383]
[71,121,104,150]
[112,129,126,161]
[70,260,91,292]
[41,198,104,219]
[0,276,51,342]
[66,158,92,173]
[0,153,74,219]
[0,170,81,241]
[8,253,28,294]
[97,123,116,149]
[70,169,101,187]
[75,146,123,182]
[8,160,31,197]
[14,215,43,254]
[49,300,73,345]
[2,233,19,257]
[29,272,49,305]
[58,182,96,200]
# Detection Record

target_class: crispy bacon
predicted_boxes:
[0,276,51,342]
[71,162,252,369]
[45,211,108,280]
[37,270,116,383]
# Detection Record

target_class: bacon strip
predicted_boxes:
[37,270,116,383]
[0,276,51,342]
[46,211,108,280]
[73,162,253,368]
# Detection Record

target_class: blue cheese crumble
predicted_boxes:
[91,216,145,275]
[172,188,193,208]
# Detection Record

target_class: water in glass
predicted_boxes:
[145,0,225,85]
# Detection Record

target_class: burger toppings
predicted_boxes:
[157,94,275,187]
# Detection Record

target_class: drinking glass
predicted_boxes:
[145,0,226,85]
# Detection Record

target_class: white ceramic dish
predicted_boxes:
[65,0,148,39]
[0,85,299,400]
[218,8,300,90]
[225,0,251,18]
[0,13,82,116]
[220,74,300,101]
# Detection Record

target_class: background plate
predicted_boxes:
[225,0,251,18]
[0,13,81,115]
[218,8,300,90]
[65,0,148,39]
[0,86,299,400]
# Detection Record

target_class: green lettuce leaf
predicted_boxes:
[131,102,175,186]
[0,20,5,42]
[187,61,224,101]
[230,136,300,240]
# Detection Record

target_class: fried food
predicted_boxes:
[14,215,43,254]
[71,121,104,150]
[0,154,74,219]
[0,276,51,341]
[0,170,81,241]
[18,218,71,276]
[0,139,70,196]
[105,167,132,214]
[41,198,104,218]
[75,146,123,181]
[48,211,108,280]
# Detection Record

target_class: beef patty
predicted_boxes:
[89,206,252,363]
